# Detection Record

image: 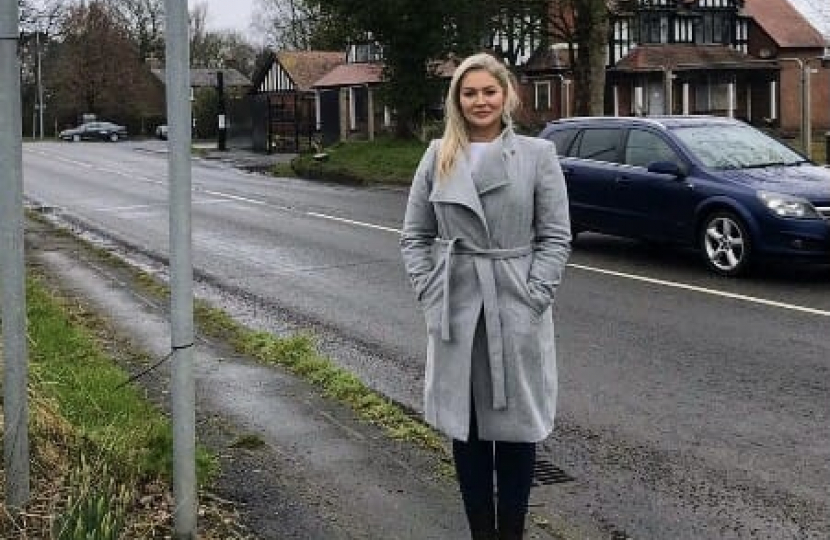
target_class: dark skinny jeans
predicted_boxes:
[452,406,536,540]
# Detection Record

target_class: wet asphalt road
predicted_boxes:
[22,141,830,538]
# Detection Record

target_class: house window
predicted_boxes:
[534,81,551,111]
[640,13,669,43]
[612,18,634,64]
[674,17,694,43]
[734,17,748,52]
[348,43,382,63]
[699,11,732,44]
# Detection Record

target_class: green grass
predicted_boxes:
[24,277,216,483]
[193,302,448,457]
[24,210,451,481]
[288,137,428,185]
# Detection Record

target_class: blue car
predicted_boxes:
[539,116,830,276]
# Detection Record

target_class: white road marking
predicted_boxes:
[568,263,830,317]
[95,199,230,213]
[305,211,402,234]
[202,190,267,205]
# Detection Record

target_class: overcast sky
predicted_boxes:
[189,0,258,34]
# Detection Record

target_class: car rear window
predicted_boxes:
[573,128,622,162]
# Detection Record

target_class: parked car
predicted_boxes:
[538,116,830,276]
[155,124,168,140]
[59,121,128,142]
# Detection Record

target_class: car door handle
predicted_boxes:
[615,175,632,184]
[561,166,574,176]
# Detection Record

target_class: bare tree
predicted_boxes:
[548,0,610,115]
[102,0,165,61]
[45,1,163,130]
[187,3,259,76]
[18,0,65,33]
[253,0,353,50]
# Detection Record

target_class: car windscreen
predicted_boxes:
[671,125,806,170]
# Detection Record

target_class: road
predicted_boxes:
[22,141,830,539]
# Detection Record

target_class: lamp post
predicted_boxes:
[779,57,812,158]
[552,73,571,118]
[35,28,43,139]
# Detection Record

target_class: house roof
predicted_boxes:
[743,0,825,49]
[785,0,830,44]
[312,62,385,88]
[274,51,345,91]
[151,68,251,87]
[612,44,776,72]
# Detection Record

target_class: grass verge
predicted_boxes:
[195,303,448,458]
[27,209,451,470]
[0,274,242,539]
[288,137,427,185]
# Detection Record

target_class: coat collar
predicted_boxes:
[429,128,518,235]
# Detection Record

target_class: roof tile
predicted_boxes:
[744,0,825,48]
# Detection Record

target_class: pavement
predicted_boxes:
[23,148,569,539]
[195,142,297,172]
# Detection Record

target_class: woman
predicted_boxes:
[400,53,571,540]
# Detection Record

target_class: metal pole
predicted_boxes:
[802,62,812,159]
[37,29,44,140]
[216,70,226,151]
[37,32,43,139]
[1,0,31,510]
[163,0,197,538]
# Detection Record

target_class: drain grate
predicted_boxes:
[532,458,574,486]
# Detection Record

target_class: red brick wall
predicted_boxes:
[777,52,830,136]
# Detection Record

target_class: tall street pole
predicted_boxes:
[1,0,31,510]
[36,29,44,139]
[164,0,197,537]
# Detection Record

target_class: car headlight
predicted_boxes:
[757,191,822,219]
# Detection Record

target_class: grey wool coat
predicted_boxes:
[400,128,571,442]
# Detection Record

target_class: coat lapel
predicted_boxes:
[473,139,511,196]
[427,129,519,238]
[429,153,490,237]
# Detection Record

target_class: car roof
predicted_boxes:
[543,115,744,131]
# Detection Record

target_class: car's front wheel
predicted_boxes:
[72,134,80,142]
[700,211,752,277]
[109,132,119,142]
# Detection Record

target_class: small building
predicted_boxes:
[744,0,830,135]
[250,50,345,152]
[311,43,387,145]
[515,46,572,130]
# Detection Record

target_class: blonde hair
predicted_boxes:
[436,53,520,180]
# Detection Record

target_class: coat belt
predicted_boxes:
[436,238,533,410]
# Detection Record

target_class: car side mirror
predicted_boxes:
[647,161,684,177]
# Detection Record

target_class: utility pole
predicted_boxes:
[36,29,44,139]
[163,0,197,538]
[216,70,226,151]
[1,0,31,510]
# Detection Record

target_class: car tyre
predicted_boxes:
[699,211,752,277]
[109,132,119,142]
[72,134,80,142]
[570,223,583,244]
